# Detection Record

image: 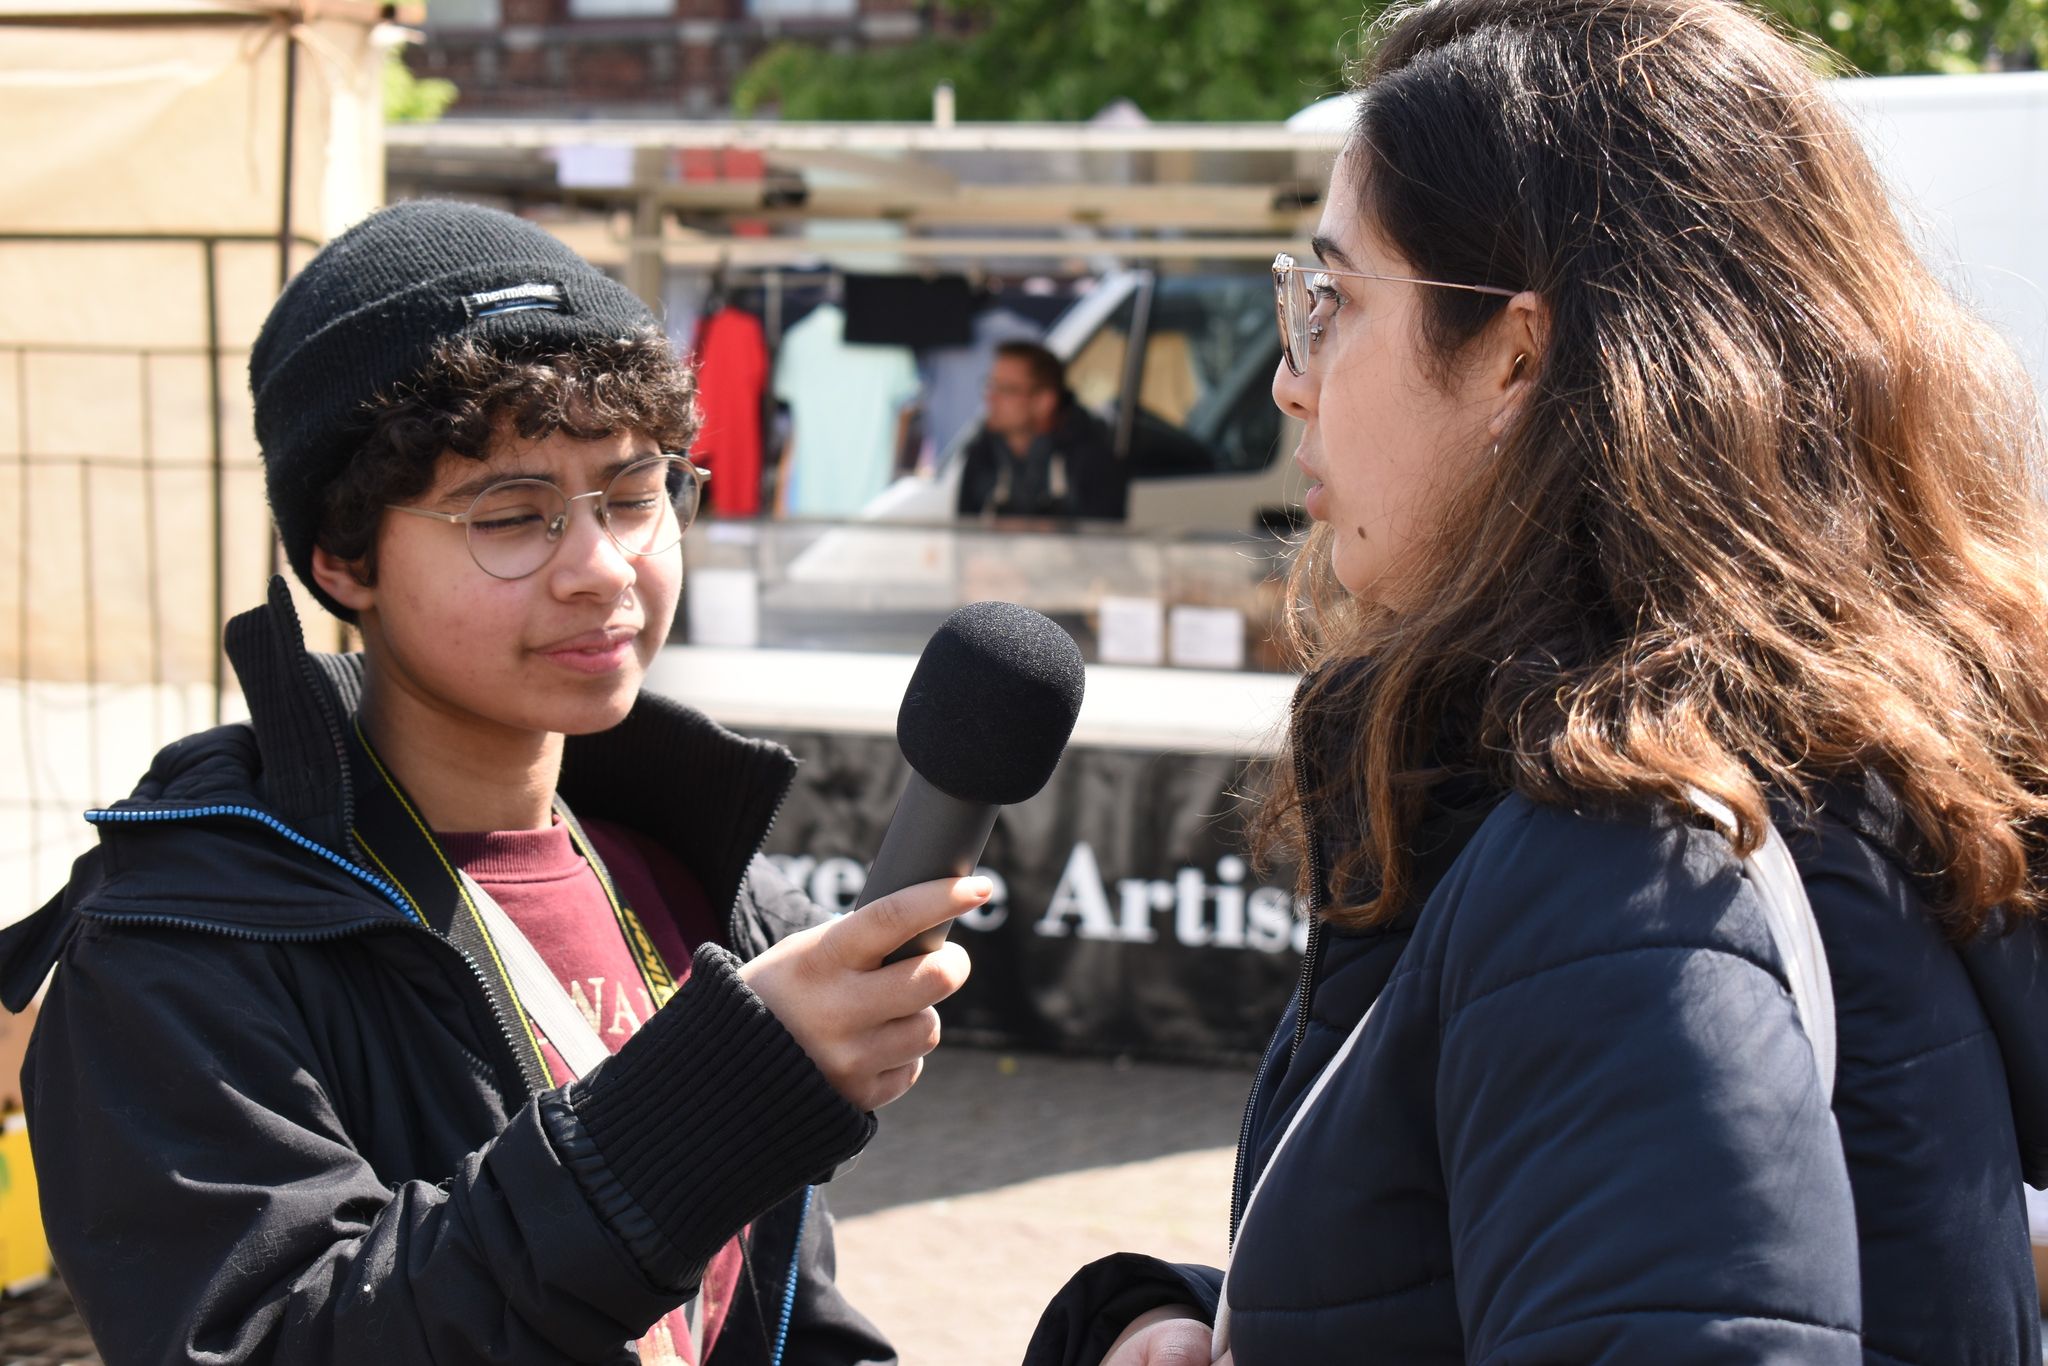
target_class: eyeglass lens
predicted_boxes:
[465,456,700,580]
[1273,261,1326,378]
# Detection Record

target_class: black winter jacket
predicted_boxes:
[1031,775,2048,1365]
[0,581,895,1366]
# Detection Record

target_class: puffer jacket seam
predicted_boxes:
[1486,1304,1861,1345]
[1443,941,1783,1032]
[1306,960,1429,1035]
[1861,1024,1990,1071]
[1233,1270,1451,1313]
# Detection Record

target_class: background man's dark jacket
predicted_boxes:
[956,402,1124,520]
[1030,772,2048,1364]
[0,580,895,1366]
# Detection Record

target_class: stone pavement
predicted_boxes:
[0,1280,93,1366]
[0,1048,1257,1366]
[830,1050,1252,1365]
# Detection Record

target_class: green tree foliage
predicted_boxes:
[1764,0,2043,74]
[736,40,969,120]
[1769,0,2039,73]
[385,46,459,123]
[735,0,1368,122]
[733,0,2043,121]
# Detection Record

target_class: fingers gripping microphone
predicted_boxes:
[860,602,1086,964]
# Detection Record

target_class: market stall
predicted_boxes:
[1,0,388,930]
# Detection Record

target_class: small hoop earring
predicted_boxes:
[1510,352,1529,381]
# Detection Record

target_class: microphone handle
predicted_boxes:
[856,771,1001,965]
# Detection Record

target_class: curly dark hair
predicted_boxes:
[318,326,698,577]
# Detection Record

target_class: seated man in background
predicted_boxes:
[957,342,1126,521]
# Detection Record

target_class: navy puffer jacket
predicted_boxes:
[1029,776,2048,1365]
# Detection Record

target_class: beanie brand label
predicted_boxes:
[462,282,567,319]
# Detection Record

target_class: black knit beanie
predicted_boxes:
[249,199,659,621]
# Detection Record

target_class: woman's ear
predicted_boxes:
[310,543,376,615]
[1487,290,1550,438]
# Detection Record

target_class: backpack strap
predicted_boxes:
[1689,789,1836,1102]
[460,871,614,1081]
[459,871,706,1360]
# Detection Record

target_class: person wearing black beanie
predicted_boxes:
[4,199,979,1366]
[250,199,661,621]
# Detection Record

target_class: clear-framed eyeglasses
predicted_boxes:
[386,453,708,581]
[1272,252,1520,377]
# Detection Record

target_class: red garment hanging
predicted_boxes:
[689,306,769,517]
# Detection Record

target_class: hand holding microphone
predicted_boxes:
[739,875,986,1112]
[742,602,1085,1112]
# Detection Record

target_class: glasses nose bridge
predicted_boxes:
[462,459,696,580]
[539,485,637,593]
[534,486,604,539]
[556,484,630,554]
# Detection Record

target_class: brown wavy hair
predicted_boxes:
[1257,0,2048,937]
[318,327,698,574]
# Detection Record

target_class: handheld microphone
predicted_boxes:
[859,601,1086,964]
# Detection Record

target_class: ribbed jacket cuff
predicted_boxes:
[554,942,876,1289]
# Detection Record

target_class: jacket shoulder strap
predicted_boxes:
[1689,790,1836,1101]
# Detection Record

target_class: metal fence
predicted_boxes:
[0,232,292,929]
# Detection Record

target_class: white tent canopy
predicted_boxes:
[1,0,385,922]
[0,0,385,686]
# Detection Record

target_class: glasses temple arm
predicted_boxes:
[386,504,470,525]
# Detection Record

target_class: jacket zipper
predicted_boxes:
[85,910,389,943]
[728,782,793,955]
[86,804,541,1100]
[1228,727,1328,1246]
[724,774,811,1358]
[261,643,530,1089]
[88,805,418,921]
[97,784,814,1348]
[102,615,815,1343]
[292,645,365,867]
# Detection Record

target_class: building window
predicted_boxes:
[569,0,672,18]
[748,0,857,16]
[423,0,501,30]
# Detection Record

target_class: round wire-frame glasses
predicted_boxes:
[1272,251,1521,377]
[386,453,709,581]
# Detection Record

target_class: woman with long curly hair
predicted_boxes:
[1029,1,2048,1361]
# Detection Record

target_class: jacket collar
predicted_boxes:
[1291,662,1503,923]
[217,577,799,927]
[0,579,798,1010]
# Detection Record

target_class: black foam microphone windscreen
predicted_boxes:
[895,600,1086,806]
[860,602,1086,961]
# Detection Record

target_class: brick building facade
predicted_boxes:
[408,0,935,117]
